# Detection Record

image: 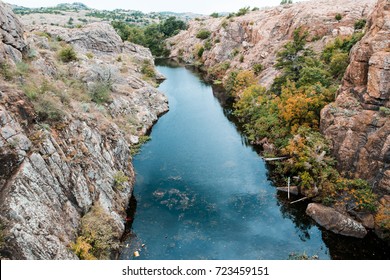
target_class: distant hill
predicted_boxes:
[11,2,204,24]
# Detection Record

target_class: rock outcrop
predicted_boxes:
[0,1,27,63]
[168,0,375,88]
[0,2,168,259]
[321,0,390,193]
[306,203,368,238]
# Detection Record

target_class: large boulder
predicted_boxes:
[306,203,368,238]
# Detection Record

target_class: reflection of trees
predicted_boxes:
[276,192,315,241]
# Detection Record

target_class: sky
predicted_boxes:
[3,0,308,14]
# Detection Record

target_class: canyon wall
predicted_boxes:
[0,1,168,259]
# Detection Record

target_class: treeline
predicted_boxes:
[226,27,377,213]
[112,17,187,57]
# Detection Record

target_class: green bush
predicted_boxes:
[113,171,129,191]
[204,39,212,50]
[15,62,30,76]
[89,82,112,104]
[130,135,151,156]
[196,29,211,40]
[197,46,205,58]
[35,98,65,122]
[71,204,120,260]
[252,63,264,75]
[335,13,342,21]
[354,19,366,30]
[141,60,156,78]
[329,52,349,79]
[0,62,13,81]
[210,12,219,18]
[58,45,77,62]
[236,7,250,16]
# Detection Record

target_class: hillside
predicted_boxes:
[11,2,201,28]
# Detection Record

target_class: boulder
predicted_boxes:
[306,203,368,238]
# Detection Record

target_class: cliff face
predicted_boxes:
[0,1,168,259]
[0,1,27,63]
[168,0,375,88]
[321,0,390,193]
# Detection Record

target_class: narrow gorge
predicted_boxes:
[0,0,389,260]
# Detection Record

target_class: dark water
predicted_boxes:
[120,64,390,260]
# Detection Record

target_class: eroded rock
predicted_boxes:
[306,203,368,238]
[321,0,390,192]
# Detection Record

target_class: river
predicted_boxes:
[120,63,390,260]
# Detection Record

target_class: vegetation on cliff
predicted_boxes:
[232,27,377,213]
[112,17,187,57]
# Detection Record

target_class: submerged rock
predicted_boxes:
[306,203,368,238]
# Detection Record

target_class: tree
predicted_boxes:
[272,27,311,94]
[160,17,187,37]
[280,0,293,4]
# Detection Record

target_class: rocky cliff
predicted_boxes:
[321,0,389,193]
[321,0,389,239]
[168,0,375,88]
[0,1,168,259]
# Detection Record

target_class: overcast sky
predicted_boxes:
[4,0,308,14]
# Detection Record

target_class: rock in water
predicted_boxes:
[306,203,368,238]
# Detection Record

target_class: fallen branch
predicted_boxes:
[290,197,308,204]
[262,157,288,162]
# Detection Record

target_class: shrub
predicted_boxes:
[204,39,212,50]
[35,97,65,122]
[71,204,120,260]
[113,171,129,191]
[335,13,342,21]
[196,29,211,40]
[354,19,366,30]
[239,54,244,63]
[0,62,13,81]
[89,82,111,104]
[229,70,256,97]
[375,203,390,239]
[210,12,219,18]
[329,52,349,79]
[197,46,205,58]
[130,135,151,156]
[15,62,30,76]
[236,7,250,16]
[230,48,240,58]
[221,20,228,29]
[58,45,77,62]
[379,107,390,116]
[141,60,156,78]
[252,63,264,75]
[207,62,230,80]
